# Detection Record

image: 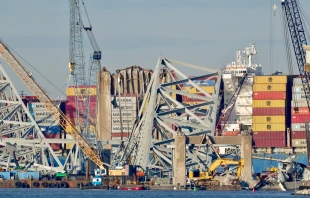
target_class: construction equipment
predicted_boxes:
[204,158,244,179]
[282,0,310,110]
[0,40,107,174]
[69,0,101,137]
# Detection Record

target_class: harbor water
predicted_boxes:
[0,189,305,198]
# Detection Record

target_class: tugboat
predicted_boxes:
[80,169,109,190]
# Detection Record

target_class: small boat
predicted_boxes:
[118,185,145,190]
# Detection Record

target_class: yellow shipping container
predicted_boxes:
[172,84,177,100]
[252,100,286,108]
[182,86,214,94]
[254,76,287,84]
[252,124,286,131]
[66,87,96,96]
[252,116,285,124]
[253,84,286,92]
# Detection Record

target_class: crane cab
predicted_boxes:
[94,168,107,176]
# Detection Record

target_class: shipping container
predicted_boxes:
[252,107,286,116]
[291,139,307,147]
[235,106,252,115]
[292,85,310,93]
[66,110,96,119]
[291,131,306,139]
[253,84,286,92]
[112,105,137,111]
[111,111,137,118]
[111,132,131,138]
[182,86,215,94]
[253,139,286,148]
[252,116,285,124]
[37,118,58,126]
[291,123,310,131]
[291,100,309,108]
[236,97,252,105]
[182,93,211,102]
[27,102,50,111]
[66,87,96,96]
[239,85,253,96]
[293,78,310,85]
[65,101,96,111]
[40,125,61,134]
[254,76,287,84]
[112,118,136,125]
[292,93,308,101]
[66,96,96,103]
[252,100,286,108]
[65,125,95,133]
[253,131,286,140]
[291,107,310,115]
[112,125,134,133]
[253,92,286,100]
[29,111,56,120]
[222,131,240,136]
[110,96,137,104]
[252,124,286,132]
[292,115,310,123]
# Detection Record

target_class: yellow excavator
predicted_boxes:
[189,158,244,180]
[204,158,244,179]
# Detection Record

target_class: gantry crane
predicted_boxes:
[282,0,310,109]
[0,40,107,174]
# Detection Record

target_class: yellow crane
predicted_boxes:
[0,40,107,173]
[204,158,244,179]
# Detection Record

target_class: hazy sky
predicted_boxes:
[1,0,310,98]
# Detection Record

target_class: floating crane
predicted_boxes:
[0,40,107,174]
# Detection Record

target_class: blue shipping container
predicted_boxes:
[10,171,40,180]
[39,125,61,134]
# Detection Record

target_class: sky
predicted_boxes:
[1,0,310,98]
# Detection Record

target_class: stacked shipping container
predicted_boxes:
[252,76,287,147]
[111,94,138,140]
[65,86,97,150]
[291,78,310,147]
[27,102,65,151]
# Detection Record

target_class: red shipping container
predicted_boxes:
[270,131,286,139]
[66,96,96,103]
[291,131,306,139]
[291,107,310,115]
[222,131,240,136]
[65,101,96,111]
[253,132,271,140]
[292,115,310,123]
[111,132,130,138]
[253,139,286,147]
[252,108,286,116]
[253,92,286,100]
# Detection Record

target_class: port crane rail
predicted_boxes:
[0,40,106,172]
[282,0,310,109]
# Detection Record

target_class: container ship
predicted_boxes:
[220,44,308,173]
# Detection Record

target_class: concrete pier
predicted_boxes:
[173,133,187,186]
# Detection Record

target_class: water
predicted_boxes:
[0,189,305,198]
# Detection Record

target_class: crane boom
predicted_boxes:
[282,0,310,109]
[0,40,106,172]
